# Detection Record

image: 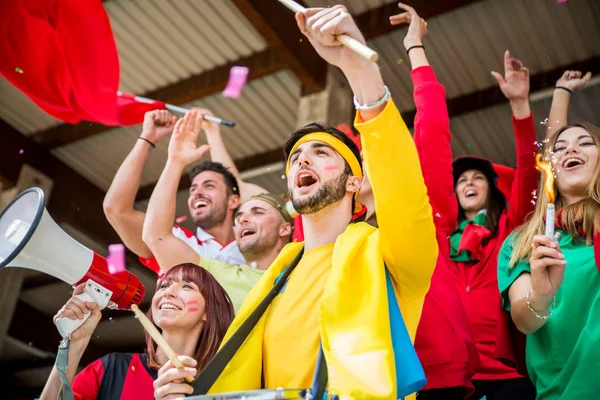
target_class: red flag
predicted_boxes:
[116,92,166,126]
[0,0,120,124]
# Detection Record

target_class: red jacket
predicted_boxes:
[411,66,479,395]
[450,112,538,380]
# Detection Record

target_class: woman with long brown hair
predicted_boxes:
[498,122,600,399]
[39,263,234,400]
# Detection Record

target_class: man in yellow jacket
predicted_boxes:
[155,5,438,400]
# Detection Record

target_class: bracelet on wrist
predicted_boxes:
[353,85,391,111]
[554,86,573,95]
[406,45,425,55]
[526,289,556,321]
[138,136,156,149]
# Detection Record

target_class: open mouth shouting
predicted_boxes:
[562,156,585,171]
[295,169,319,193]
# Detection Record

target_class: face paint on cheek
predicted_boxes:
[187,300,199,312]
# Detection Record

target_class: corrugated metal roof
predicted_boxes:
[107,0,267,94]
[0,77,61,135]
[52,69,301,191]
[0,0,267,135]
[370,0,600,113]
[304,0,397,15]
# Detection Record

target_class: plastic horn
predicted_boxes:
[277,0,379,62]
[131,304,194,384]
[130,94,236,128]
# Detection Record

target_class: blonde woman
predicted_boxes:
[498,122,600,399]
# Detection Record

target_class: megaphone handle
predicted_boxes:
[55,292,94,338]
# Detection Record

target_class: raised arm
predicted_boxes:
[492,51,538,227]
[190,107,267,202]
[296,6,386,122]
[103,110,175,258]
[298,5,437,298]
[142,111,210,272]
[40,283,102,400]
[546,70,592,138]
[393,4,457,233]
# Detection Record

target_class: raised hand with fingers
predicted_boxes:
[53,282,102,343]
[492,50,530,101]
[168,110,211,166]
[154,355,197,400]
[389,3,428,50]
[189,107,218,135]
[141,110,176,145]
[556,70,592,92]
[295,5,367,72]
[529,235,566,308]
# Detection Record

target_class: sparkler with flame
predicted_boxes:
[535,153,556,238]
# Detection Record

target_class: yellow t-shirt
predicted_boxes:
[199,257,265,313]
[262,244,334,389]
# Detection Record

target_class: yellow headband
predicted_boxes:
[285,132,363,214]
[285,132,363,179]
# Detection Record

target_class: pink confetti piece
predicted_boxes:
[222,66,249,99]
[557,0,567,3]
[19,149,24,155]
[175,215,188,224]
[107,244,126,274]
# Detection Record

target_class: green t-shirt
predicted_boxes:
[498,230,600,399]
[199,257,265,313]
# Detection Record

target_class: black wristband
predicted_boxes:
[138,136,156,149]
[554,86,573,94]
[406,45,425,55]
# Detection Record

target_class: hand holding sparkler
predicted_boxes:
[529,234,565,314]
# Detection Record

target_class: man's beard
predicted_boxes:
[291,173,348,215]
[193,202,228,230]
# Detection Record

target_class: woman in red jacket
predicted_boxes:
[39,263,234,400]
[449,50,539,400]
[359,4,479,399]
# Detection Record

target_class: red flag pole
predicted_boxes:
[119,92,236,127]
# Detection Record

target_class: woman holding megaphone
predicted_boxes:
[39,263,234,400]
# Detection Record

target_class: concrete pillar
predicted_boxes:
[296,66,354,129]
[0,165,53,356]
